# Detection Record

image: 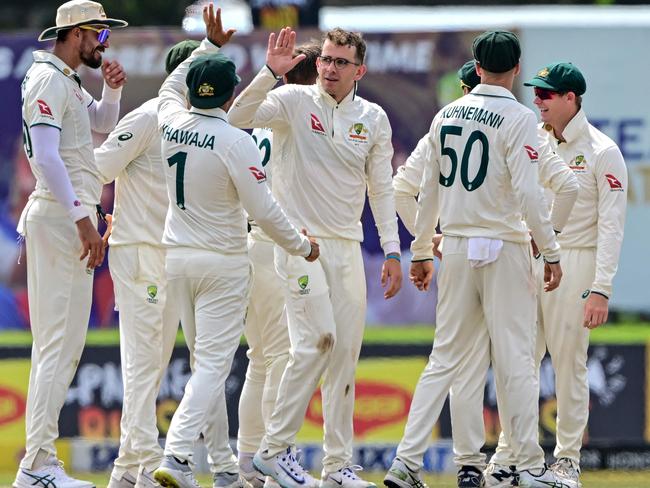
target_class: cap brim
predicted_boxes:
[523,77,559,91]
[38,18,128,41]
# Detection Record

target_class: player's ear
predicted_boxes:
[475,62,484,79]
[353,64,367,81]
[513,63,521,76]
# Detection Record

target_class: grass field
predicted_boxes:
[1,322,650,347]
[2,470,650,488]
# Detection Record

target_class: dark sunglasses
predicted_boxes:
[80,25,111,44]
[534,87,562,100]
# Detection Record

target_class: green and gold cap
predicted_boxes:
[472,30,520,73]
[458,60,480,90]
[165,39,200,75]
[524,62,586,96]
[186,53,241,110]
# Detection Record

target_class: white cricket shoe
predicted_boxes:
[518,465,577,488]
[108,471,137,488]
[550,459,582,488]
[136,466,160,488]
[154,455,201,488]
[13,457,95,488]
[213,472,251,488]
[383,459,428,488]
[241,470,265,488]
[253,447,319,488]
[320,466,376,488]
[483,463,517,487]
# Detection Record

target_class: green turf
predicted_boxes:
[2,322,650,347]
[1,470,650,488]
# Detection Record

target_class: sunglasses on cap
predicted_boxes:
[534,87,563,100]
[79,25,111,44]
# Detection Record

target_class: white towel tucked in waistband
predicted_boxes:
[467,237,503,268]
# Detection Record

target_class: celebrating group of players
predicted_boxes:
[15,1,626,488]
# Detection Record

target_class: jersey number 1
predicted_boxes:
[439,125,489,192]
[167,151,187,210]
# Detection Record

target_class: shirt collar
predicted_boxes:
[189,106,229,122]
[557,108,588,144]
[317,79,357,107]
[32,50,81,87]
[469,83,517,101]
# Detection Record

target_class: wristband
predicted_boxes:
[385,253,401,263]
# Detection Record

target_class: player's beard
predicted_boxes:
[81,45,104,69]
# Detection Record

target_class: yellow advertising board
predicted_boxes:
[297,357,432,442]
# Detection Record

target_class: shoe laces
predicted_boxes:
[339,466,363,480]
[554,458,579,477]
[457,466,482,485]
[279,448,308,478]
[40,460,74,482]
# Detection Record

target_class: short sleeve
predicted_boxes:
[24,73,68,130]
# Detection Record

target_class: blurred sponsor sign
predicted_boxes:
[0,342,649,470]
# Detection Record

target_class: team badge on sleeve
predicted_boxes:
[249,166,267,182]
[37,99,53,118]
[524,145,539,161]
[605,173,624,191]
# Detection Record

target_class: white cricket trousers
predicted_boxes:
[179,299,238,474]
[109,245,179,477]
[492,247,594,465]
[237,236,290,454]
[163,248,250,465]
[19,199,96,469]
[396,237,545,472]
[448,250,543,469]
[261,238,366,473]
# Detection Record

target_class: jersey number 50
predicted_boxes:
[439,125,489,192]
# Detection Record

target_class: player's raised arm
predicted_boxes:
[228,28,302,129]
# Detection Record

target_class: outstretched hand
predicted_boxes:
[266,27,306,77]
[203,3,236,47]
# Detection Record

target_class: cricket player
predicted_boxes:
[152,6,318,488]
[228,26,402,488]
[392,59,579,488]
[383,31,577,488]
[96,39,238,488]
[237,43,321,488]
[488,62,627,488]
[14,1,126,487]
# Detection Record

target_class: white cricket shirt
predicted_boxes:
[158,40,310,257]
[94,97,168,247]
[542,109,627,297]
[411,84,560,262]
[229,66,400,255]
[22,51,102,206]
